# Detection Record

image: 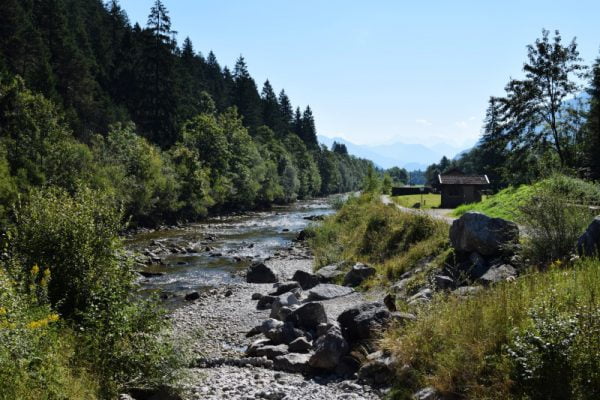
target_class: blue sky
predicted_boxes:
[120,0,600,149]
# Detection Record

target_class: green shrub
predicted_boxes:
[382,259,600,399]
[519,185,594,264]
[8,187,182,397]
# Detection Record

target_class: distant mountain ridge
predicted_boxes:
[318,135,472,170]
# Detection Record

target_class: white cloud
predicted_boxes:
[415,119,432,127]
[455,121,469,128]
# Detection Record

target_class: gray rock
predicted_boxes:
[577,216,600,257]
[479,264,517,285]
[450,212,519,256]
[390,311,417,323]
[251,292,263,300]
[290,302,328,330]
[246,262,279,283]
[269,281,301,296]
[413,387,441,400]
[260,318,284,335]
[391,278,411,293]
[358,354,396,385]
[315,264,346,282]
[246,338,271,356]
[309,325,349,370]
[408,288,433,303]
[306,284,354,301]
[288,337,312,353]
[338,302,392,343]
[465,251,489,279]
[250,344,289,359]
[433,275,454,290]
[454,285,482,296]
[270,293,300,320]
[292,270,321,290]
[273,353,313,373]
[383,293,396,311]
[264,320,306,345]
[138,270,165,278]
[257,295,277,310]
[184,292,200,301]
[343,263,376,287]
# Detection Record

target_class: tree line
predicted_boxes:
[424,30,600,191]
[0,0,373,226]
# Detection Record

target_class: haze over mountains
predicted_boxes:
[318,135,474,170]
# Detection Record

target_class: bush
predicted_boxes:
[7,187,182,397]
[520,185,594,264]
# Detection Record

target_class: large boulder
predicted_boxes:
[246,262,279,283]
[577,217,600,257]
[306,284,354,301]
[290,302,328,330]
[358,353,396,386]
[450,212,519,256]
[315,264,346,282]
[270,293,300,320]
[288,337,312,353]
[338,302,392,343]
[343,263,376,287]
[308,325,349,370]
[273,353,313,373]
[292,270,321,290]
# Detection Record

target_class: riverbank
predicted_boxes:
[169,244,384,400]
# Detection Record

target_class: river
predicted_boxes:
[125,198,335,304]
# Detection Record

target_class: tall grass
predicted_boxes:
[308,193,449,284]
[382,259,600,399]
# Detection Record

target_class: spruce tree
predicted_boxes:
[278,89,293,134]
[233,56,262,129]
[584,57,600,180]
[261,80,280,131]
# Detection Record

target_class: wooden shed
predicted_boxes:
[436,169,489,208]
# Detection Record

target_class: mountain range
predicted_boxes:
[318,135,473,170]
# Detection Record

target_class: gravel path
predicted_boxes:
[171,248,385,400]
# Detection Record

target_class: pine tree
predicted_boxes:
[583,57,600,180]
[293,107,303,137]
[300,105,317,148]
[278,89,293,134]
[233,56,262,129]
[261,80,280,131]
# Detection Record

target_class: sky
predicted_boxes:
[120,0,600,149]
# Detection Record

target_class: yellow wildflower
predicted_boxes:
[0,307,6,315]
[31,264,40,276]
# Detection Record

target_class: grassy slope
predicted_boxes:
[392,194,441,209]
[453,175,600,223]
[382,260,600,399]
[308,193,449,285]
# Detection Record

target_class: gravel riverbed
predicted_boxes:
[171,248,385,400]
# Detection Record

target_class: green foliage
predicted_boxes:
[7,187,181,397]
[309,194,448,283]
[382,259,600,399]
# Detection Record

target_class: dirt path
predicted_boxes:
[380,194,456,225]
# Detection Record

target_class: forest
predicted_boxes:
[0,0,374,226]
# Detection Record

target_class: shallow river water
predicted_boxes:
[126,198,334,300]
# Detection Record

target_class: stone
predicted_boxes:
[577,217,600,257]
[358,355,396,385]
[250,344,289,359]
[343,263,376,287]
[383,293,397,311]
[263,320,305,345]
[391,278,411,293]
[413,387,441,400]
[184,292,200,301]
[291,270,321,290]
[450,212,519,256]
[270,293,300,320]
[246,262,279,283]
[479,264,517,285]
[433,275,454,290]
[260,318,283,334]
[290,302,328,330]
[315,264,346,282]
[224,289,233,297]
[408,288,433,303]
[338,302,392,343]
[288,337,312,353]
[309,325,349,370]
[257,295,277,310]
[269,281,301,296]
[464,251,489,279]
[390,311,417,324]
[251,292,263,300]
[246,338,271,356]
[273,353,313,373]
[306,284,354,301]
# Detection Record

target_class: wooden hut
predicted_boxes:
[436,169,489,208]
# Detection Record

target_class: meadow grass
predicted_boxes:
[392,194,441,209]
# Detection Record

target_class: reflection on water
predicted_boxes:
[126,198,334,299]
